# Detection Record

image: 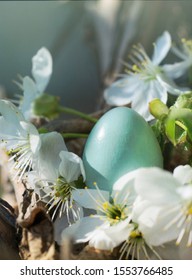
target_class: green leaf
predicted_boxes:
[165,108,192,146]
[165,115,176,145]
[173,92,192,110]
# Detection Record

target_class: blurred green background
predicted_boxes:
[0,0,192,113]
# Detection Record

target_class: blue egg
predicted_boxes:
[83,107,163,192]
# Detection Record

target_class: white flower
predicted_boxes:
[28,131,89,222]
[19,76,40,120]
[0,99,41,180]
[32,47,53,93]
[163,38,192,79]
[104,31,183,121]
[19,47,53,120]
[133,165,192,252]
[62,182,131,249]
[62,171,161,259]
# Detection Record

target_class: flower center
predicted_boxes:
[125,44,162,81]
[6,136,34,180]
[119,224,161,260]
[53,176,75,202]
[129,228,142,240]
[85,182,130,225]
[101,200,128,225]
[39,176,81,221]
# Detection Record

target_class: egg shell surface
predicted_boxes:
[83,107,163,192]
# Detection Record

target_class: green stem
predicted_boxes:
[61,133,88,139]
[59,106,97,123]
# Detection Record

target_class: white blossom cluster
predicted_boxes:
[62,166,192,260]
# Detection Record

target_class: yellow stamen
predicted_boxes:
[132,64,140,73]
[102,202,109,210]
[130,230,141,239]
[188,206,192,215]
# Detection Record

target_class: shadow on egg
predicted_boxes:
[83,156,109,192]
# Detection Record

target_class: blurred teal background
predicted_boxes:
[0,1,192,113]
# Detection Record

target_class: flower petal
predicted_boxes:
[72,189,109,210]
[172,45,188,60]
[89,221,133,250]
[132,198,180,246]
[173,165,192,185]
[163,61,192,79]
[0,100,26,146]
[134,167,181,205]
[59,151,85,183]
[32,47,52,93]
[131,79,167,121]
[177,186,192,201]
[54,213,71,245]
[112,169,138,206]
[36,132,67,181]
[20,76,38,120]
[152,31,171,65]
[54,204,84,245]
[0,117,19,146]
[0,99,24,124]
[156,74,187,96]
[104,76,139,106]
[61,216,104,244]
[20,121,41,154]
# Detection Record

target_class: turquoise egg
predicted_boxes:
[82,107,163,192]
